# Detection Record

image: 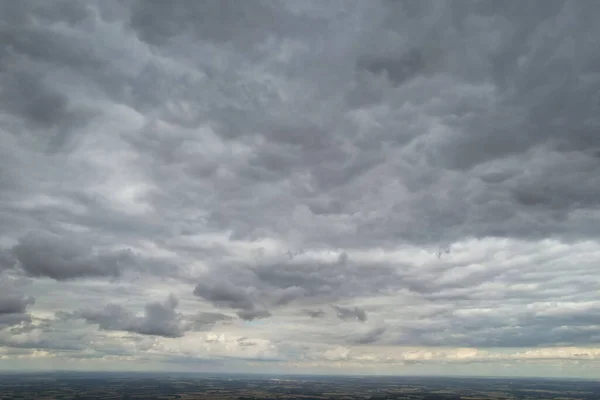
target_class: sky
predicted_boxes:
[1,0,600,379]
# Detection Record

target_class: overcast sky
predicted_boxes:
[1,0,600,378]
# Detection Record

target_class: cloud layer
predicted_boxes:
[1,0,600,378]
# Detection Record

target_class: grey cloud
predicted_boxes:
[260,244,600,349]
[11,232,134,280]
[136,295,183,337]
[0,313,32,330]
[337,252,348,265]
[76,304,137,331]
[185,312,233,331]
[392,306,600,348]
[0,250,16,271]
[1,70,87,132]
[1,327,89,352]
[236,309,271,321]
[0,293,35,315]
[353,326,387,345]
[193,281,256,311]
[128,0,309,48]
[0,2,98,152]
[305,309,325,319]
[191,277,275,321]
[307,199,343,216]
[358,49,425,86]
[192,257,398,318]
[376,263,600,348]
[250,260,398,304]
[333,305,367,322]
[0,313,142,354]
[2,0,599,253]
[273,286,307,306]
[236,337,257,347]
[73,295,184,338]
[0,285,34,330]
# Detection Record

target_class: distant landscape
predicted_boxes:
[1,373,599,400]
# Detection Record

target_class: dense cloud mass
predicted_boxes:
[0,285,35,330]
[72,295,184,338]
[0,293,35,316]
[0,0,600,377]
[10,231,135,280]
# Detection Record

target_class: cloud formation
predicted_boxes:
[0,0,599,378]
[333,306,368,323]
[0,284,35,330]
[10,232,134,280]
[71,295,184,338]
[0,293,35,316]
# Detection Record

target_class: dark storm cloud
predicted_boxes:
[11,232,134,280]
[73,295,184,338]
